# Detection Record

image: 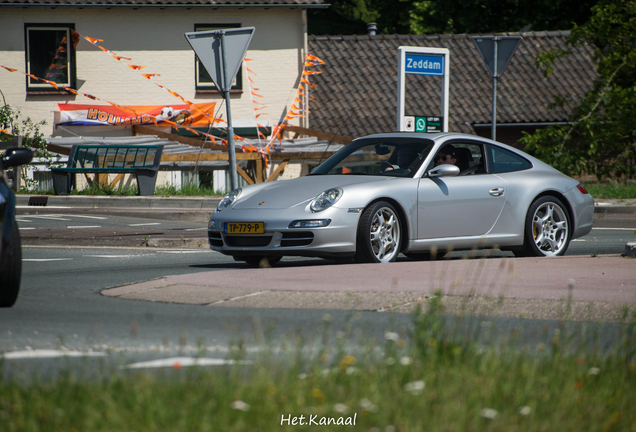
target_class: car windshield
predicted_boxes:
[309,138,434,178]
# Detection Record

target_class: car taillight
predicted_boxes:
[576,183,589,194]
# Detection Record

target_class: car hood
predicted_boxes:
[232,175,391,210]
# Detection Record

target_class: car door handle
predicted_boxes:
[489,187,504,197]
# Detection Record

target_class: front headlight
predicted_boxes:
[310,188,342,212]
[216,188,242,212]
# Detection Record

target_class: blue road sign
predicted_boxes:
[405,54,444,76]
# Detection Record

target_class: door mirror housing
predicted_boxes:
[427,164,460,178]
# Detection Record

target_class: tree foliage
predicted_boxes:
[309,0,596,35]
[520,0,636,180]
[409,0,598,34]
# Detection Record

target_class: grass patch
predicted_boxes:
[2,297,635,431]
[584,181,636,199]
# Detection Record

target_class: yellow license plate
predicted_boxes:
[225,222,265,234]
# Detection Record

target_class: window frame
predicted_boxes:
[194,23,243,93]
[24,23,76,93]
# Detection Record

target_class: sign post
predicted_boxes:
[472,36,522,141]
[185,27,255,190]
[397,46,450,133]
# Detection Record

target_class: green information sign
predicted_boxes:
[413,116,443,133]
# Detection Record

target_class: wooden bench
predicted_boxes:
[51,144,164,196]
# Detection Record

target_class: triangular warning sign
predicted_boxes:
[185,27,255,92]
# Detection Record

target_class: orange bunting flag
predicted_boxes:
[246,67,255,74]
[85,36,104,44]
[306,54,325,64]
[302,70,322,75]
[244,58,253,62]
[251,92,263,98]
[84,94,97,100]
[44,80,59,89]
[1,66,18,72]
[126,65,146,71]
[142,74,160,79]
[63,87,78,95]
[300,77,317,87]
[112,55,132,61]
[98,46,111,53]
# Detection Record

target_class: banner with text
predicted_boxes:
[57,103,217,127]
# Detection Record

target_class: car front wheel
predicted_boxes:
[0,221,22,307]
[355,201,402,263]
[516,196,571,257]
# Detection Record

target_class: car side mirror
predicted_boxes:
[1,148,33,169]
[427,164,460,178]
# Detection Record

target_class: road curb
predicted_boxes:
[147,238,208,248]
[15,195,221,210]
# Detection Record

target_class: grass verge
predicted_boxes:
[584,181,636,199]
[2,296,635,431]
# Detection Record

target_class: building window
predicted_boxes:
[194,23,243,92]
[25,24,77,92]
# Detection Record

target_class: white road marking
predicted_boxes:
[23,258,73,262]
[158,250,209,254]
[1,349,106,359]
[85,255,140,258]
[185,228,207,231]
[572,239,585,242]
[19,227,36,230]
[128,223,161,226]
[62,214,107,219]
[592,227,636,231]
[209,290,270,305]
[121,357,249,369]
[66,225,102,229]
[21,216,71,221]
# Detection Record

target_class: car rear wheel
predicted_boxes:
[243,256,282,267]
[355,201,402,263]
[0,221,22,307]
[516,196,571,257]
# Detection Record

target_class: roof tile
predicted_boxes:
[308,32,596,138]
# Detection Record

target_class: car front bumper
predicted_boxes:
[208,207,360,259]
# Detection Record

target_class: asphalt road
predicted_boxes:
[2,206,634,377]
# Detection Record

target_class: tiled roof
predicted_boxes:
[307,32,597,137]
[0,0,324,6]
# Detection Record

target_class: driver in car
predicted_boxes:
[435,145,457,166]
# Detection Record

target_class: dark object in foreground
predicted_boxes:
[1,147,33,307]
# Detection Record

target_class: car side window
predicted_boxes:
[487,145,532,173]
[453,143,485,176]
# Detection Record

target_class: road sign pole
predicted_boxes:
[220,31,239,191]
[184,26,254,192]
[472,36,521,142]
[491,38,498,141]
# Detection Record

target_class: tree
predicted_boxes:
[519,0,636,180]
[308,0,416,35]
[409,0,598,34]
[308,0,598,36]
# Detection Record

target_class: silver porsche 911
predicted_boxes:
[208,132,594,265]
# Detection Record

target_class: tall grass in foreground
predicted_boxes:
[2,297,635,431]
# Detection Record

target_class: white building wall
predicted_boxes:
[0,7,306,137]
